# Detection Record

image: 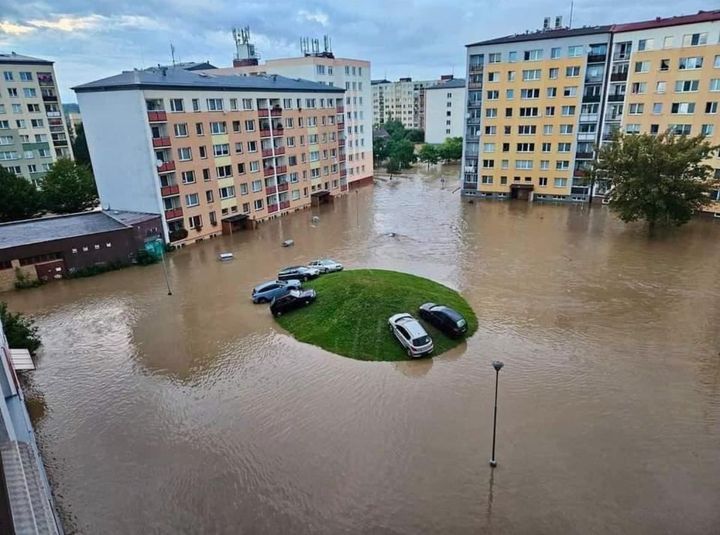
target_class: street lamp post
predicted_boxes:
[489,360,504,468]
[355,189,359,226]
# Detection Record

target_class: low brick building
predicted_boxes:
[0,211,162,291]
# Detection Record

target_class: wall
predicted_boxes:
[425,85,466,144]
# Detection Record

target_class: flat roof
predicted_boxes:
[613,9,720,32]
[427,78,466,90]
[467,26,611,47]
[0,52,53,66]
[73,67,344,94]
[0,211,157,250]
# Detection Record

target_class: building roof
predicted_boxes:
[73,67,344,94]
[612,9,720,32]
[426,78,466,90]
[0,211,158,250]
[149,61,217,71]
[467,25,611,47]
[371,79,391,85]
[0,52,53,66]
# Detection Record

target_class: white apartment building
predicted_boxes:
[213,53,373,187]
[424,78,466,143]
[0,52,73,185]
[371,77,441,129]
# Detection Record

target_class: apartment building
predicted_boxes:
[214,56,373,187]
[371,77,438,129]
[425,78,466,143]
[74,68,347,245]
[462,10,720,214]
[0,52,73,185]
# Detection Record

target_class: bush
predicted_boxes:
[66,260,127,279]
[135,249,158,265]
[14,268,43,290]
[0,302,41,355]
[169,228,188,242]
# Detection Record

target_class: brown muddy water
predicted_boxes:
[5,165,720,534]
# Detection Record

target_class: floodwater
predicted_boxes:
[6,165,720,534]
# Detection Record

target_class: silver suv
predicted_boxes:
[388,313,434,357]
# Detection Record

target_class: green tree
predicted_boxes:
[40,158,98,214]
[406,129,425,143]
[389,139,415,169]
[438,137,463,161]
[386,157,401,177]
[383,119,406,140]
[418,144,440,168]
[594,131,720,231]
[373,135,389,164]
[0,166,41,222]
[0,302,41,355]
[72,123,92,168]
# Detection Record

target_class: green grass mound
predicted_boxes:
[275,269,478,361]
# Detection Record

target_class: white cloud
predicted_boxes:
[297,9,329,27]
[26,14,105,32]
[0,20,35,35]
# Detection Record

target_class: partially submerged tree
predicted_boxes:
[0,166,41,222]
[386,158,401,177]
[418,144,440,168]
[594,131,719,231]
[41,158,98,214]
[0,302,41,355]
[438,137,463,161]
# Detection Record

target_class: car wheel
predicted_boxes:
[304,300,311,305]
[407,348,413,357]
[275,310,282,316]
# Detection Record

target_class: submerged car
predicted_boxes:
[277,266,320,282]
[418,303,468,338]
[307,258,344,273]
[270,289,317,316]
[388,313,434,357]
[252,279,302,303]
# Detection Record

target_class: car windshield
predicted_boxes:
[413,336,431,346]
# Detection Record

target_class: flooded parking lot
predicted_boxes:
[6,166,720,534]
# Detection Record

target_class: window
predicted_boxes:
[551,47,561,59]
[2,71,12,81]
[185,193,199,207]
[659,59,670,71]
[706,102,718,114]
[219,186,236,199]
[199,146,207,159]
[637,39,653,51]
[505,108,513,118]
[671,102,695,114]
[177,147,192,161]
[230,98,238,111]
[545,106,555,116]
[488,52,501,63]
[519,107,538,117]
[568,45,584,57]
[518,125,536,135]
[516,143,534,152]
[515,160,533,169]
[202,168,210,181]
[625,123,641,134]
[195,122,204,135]
[559,124,573,134]
[565,66,580,77]
[675,80,699,92]
[501,159,509,169]
[521,88,540,99]
[253,199,264,211]
[487,72,499,82]
[549,68,559,79]
[507,71,515,81]
[543,124,553,135]
[30,119,43,128]
[213,143,230,156]
[631,82,647,94]
[481,175,493,184]
[483,143,495,152]
[241,98,253,110]
[538,177,548,187]
[561,105,576,116]
[678,57,703,70]
[485,108,497,118]
[547,87,557,98]
[506,89,515,99]
[554,177,568,187]
[244,120,255,131]
[210,121,227,134]
[710,79,720,92]
[634,61,650,73]
[540,160,549,170]
[669,124,691,135]
[239,183,248,195]
[523,49,543,61]
[216,165,232,178]
[170,99,184,112]
[485,126,496,135]
[23,88,36,98]
[562,86,577,97]
[206,98,223,111]
[482,159,494,168]
[192,99,200,111]
[656,81,667,94]
[7,88,18,98]
[522,69,541,81]
[650,124,660,135]
[237,162,246,174]
[701,124,714,136]
[555,161,570,170]
[249,161,259,172]
[628,103,644,114]
[682,33,707,47]
[508,51,517,62]
[557,143,571,152]
[487,90,499,100]
[173,123,188,137]
[652,103,663,114]
[247,141,257,152]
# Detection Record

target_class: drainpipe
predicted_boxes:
[592,32,615,205]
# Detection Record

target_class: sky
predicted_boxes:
[0,0,716,103]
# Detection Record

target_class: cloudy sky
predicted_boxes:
[0,0,715,103]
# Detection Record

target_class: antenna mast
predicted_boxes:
[569,1,574,28]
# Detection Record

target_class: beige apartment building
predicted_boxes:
[371,77,438,129]
[0,52,73,185]
[75,68,348,245]
[462,10,720,214]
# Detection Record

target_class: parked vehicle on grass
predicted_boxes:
[388,313,434,357]
[418,303,468,338]
[307,258,344,273]
[270,289,317,316]
[278,266,320,282]
[252,280,302,303]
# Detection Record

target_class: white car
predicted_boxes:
[307,258,344,273]
[388,313,434,357]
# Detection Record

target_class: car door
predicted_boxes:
[395,325,410,348]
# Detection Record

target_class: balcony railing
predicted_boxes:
[160,184,180,196]
[338,139,346,147]
[152,136,171,148]
[468,82,483,89]
[340,168,347,177]
[463,182,478,190]
[341,184,348,191]
[339,154,346,162]
[582,94,601,103]
[260,129,272,138]
[276,165,287,174]
[587,53,607,63]
[53,139,68,146]
[274,146,285,155]
[164,207,183,220]
[607,94,625,102]
[279,200,290,210]
[46,111,61,118]
[469,64,483,73]
[157,161,176,173]
[278,182,289,192]
[575,151,594,160]
[147,111,167,122]
[467,100,482,108]
[337,122,344,130]
[336,105,344,113]
[263,167,275,177]
[42,94,57,102]
[268,204,279,214]
[265,185,277,194]
[262,149,274,158]
[271,108,282,117]
[610,72,628,82]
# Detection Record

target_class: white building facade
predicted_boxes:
[424,78,466,144]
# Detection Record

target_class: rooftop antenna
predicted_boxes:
[170,43,176,67]
[569,1,574,28]
[232,26,258,66]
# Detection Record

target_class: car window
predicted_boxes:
[266,284,277,291]
[396,325,409,339]
[413,335,431,346]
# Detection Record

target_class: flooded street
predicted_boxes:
[6,165,720,534]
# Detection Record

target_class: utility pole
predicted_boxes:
[489,360,504,467]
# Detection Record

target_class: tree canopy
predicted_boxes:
[0,302,41,355]
[418,144,440,168]
[594,131,720,230]
[41,158,98,214]
[0,166,41,222]
[71,123,92,168]
[438,137,463,161]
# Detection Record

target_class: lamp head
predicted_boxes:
[492,360,504,372]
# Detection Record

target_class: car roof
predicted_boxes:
[432,305,463,321]
[281,265,302,270]
[395,315,427,337]
[255,280,279,290]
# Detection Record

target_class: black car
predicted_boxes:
[270,289,317,316]
[277,266,321,282]
[418,303,468,337]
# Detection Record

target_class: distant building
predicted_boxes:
[371,77,444,130]
[0,210,161,292]
[62,103,82,140]
[0,319,62,532]
[0,52,74,186]
[209,31,373,187]
[424,77,466,143]
[74,67,348,246]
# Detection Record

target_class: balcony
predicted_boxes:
[607,94,625,102]
[340,168,347,177]
[582,94,601,103]
[612,53,630,62]
[152,136,171,148]
[161,184,180,196]
[338,139,346,147]
[262,148,274,158]
[469,64,483,73]
[265,185,277,194]
[587,53,607,63]
[46,111,61,118]
[164,207,183,220]
[575,151,594,160]
[42,94,57,102]
[263,167,275,177]
[278,182,289,192]
[276,165,287,174]
[157,161,176,173]
[573,169,589,178]
[336,105,344,113]
[280,200,290,210]
[337,122,344,131]
[48,118,63,126]
[53,139,68,146]
[271,108,282,117]
[260,129,272,138]
[468,81,483,89]
[463,182,478,190]
[610,72,627,82]
[467,100,482,109]
[339,154,346,162]
[147,111,167,122]
[274,146,285,155]
[268,204,279,214]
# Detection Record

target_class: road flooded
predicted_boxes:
[5,165,720,534]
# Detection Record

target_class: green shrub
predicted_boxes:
[0,302,41,355]
[14,268,43,290]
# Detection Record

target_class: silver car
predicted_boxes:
[388,313,434,357]
[307,258,344,273]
